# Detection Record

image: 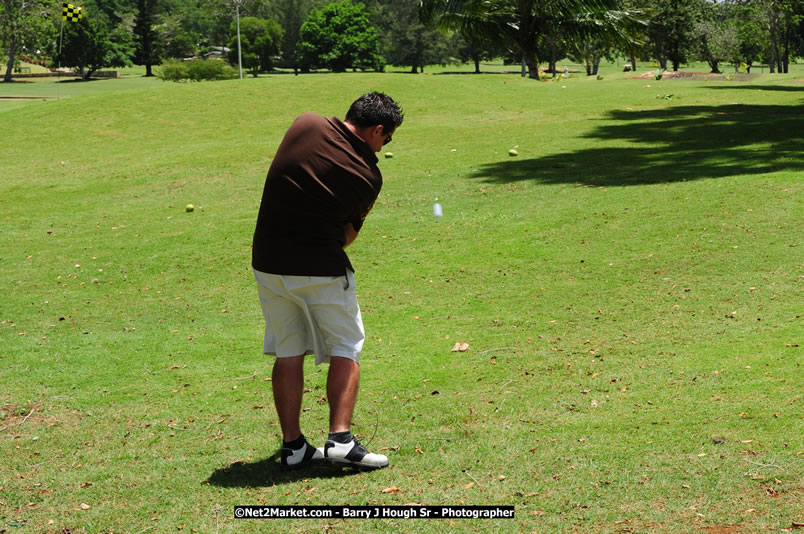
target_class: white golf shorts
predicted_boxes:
[253,269,364,365]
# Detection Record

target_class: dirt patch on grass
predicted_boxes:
[0,403,45,432]
[701,527,740,534]
[634,71,759,82]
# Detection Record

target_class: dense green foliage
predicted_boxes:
[420,0,646,79]
[55,13,134,79]
[374,0,455,73]
[227,16,283,75]
[0,0,52,82]
[133,0,159,76]
[155,57,238,80]
[297,0,384,71]
[1,1,803,78]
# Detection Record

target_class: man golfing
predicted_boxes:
[252,92,403,469]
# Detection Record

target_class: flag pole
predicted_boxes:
[57,13,64,100]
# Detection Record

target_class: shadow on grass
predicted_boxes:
[705,84,804,92]
[473,102,804,186]
[206,452,373,488]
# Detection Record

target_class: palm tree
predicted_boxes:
[420,0,644,79]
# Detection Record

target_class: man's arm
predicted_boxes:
[343,223,358,248]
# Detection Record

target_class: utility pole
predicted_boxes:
[234,0,243,79]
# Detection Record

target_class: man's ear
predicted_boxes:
[373,125,385,137]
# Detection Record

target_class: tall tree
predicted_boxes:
[694,0,740,74]
[133,0,159,76]
[732,0,767,71]
[644,0,700,71]
[375,0,454,73]
[453,32,505,73]
[226,16,283,75]
[759,0,800,73]
[296,0,385,72]
[567,37,612,75]
[420,0,643,80]
[1,0,50,82]
[271,0,326,73]
[55,11,130,79]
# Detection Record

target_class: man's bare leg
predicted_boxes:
[322,356,387,468]
[272,355,305,441]
[327,356,360,433]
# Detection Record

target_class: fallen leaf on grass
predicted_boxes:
[80,503,91,510]
[791,521,804,528]
[381,486,400,494]
[451,342,470,352]
[465,482,475,489]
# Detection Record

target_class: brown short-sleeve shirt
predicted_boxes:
[252,113,382,276]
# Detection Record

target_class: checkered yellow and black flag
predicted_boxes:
[62,3,83,22]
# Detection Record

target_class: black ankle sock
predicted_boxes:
[283,434,306,450]
[328,431,353,444]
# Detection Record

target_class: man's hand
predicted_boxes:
[344,223,358,248]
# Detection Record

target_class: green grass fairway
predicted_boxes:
[1,66,802,533]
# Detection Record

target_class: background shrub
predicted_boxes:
[156,59,237,82]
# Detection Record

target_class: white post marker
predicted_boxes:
[433,203,443,218]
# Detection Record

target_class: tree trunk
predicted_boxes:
[3,40,17,83]
[630,57,636,72]
[145,63,153,77]
[658,58,667,70]
[585,61,592,76]
[410,64,417,73]
[709,61,720,74]
[521,58,526,77]
[526,59,540,80]
[592,62,599,75]
[473,55,480,74]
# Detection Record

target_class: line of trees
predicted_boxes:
[2,0,803,82]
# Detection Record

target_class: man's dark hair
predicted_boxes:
[345,92,404,134]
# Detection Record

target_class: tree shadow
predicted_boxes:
[206,452,374,488]
[704,84,804,92]
[473,102,804,186]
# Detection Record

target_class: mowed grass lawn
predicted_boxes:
[1,65,802,533]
